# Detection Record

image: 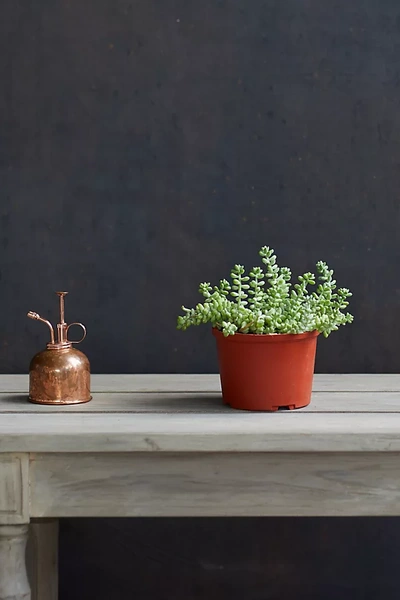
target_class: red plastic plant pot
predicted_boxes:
[213,328,319,411]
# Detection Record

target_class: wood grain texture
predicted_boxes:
[2,391,400,413]
[0,374,400,453]
[30,452,400,517]
[27,521,58,600]
[0,525,30,600]
[0,412,400,453]
[0,456,29,525]
[2,374,400,394]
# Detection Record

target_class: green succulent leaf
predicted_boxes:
[177,246,354,337]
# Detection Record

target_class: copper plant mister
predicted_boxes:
[27,292,91,405]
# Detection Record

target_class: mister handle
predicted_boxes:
[66,322,87,344]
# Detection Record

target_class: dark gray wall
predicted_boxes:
[60,518,400,600]
[2,0,400,374]
[2,0,400,598]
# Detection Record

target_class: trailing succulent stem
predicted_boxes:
[177,246,353,337]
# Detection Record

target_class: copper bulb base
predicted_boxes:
[28,347,91,406]
[28,396,92,406]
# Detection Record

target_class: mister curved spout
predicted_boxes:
[27,311,55,345]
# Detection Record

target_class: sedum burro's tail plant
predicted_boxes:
[177,246,353,337]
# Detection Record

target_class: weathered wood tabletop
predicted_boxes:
[1,374,400,452]
[1,374,400,600]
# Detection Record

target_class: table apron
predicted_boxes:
[26,451,400,518]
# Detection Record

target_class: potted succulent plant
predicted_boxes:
[177,246,353,411]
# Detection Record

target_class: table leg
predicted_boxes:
[27,520,58,600]
[0,525,30,600]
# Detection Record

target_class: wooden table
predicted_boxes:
[1,373,400,600]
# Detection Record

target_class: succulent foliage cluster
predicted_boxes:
[177,246,353,337]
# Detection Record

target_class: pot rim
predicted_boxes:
[212,327,319,343]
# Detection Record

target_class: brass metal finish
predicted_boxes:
[27,292,91,405]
